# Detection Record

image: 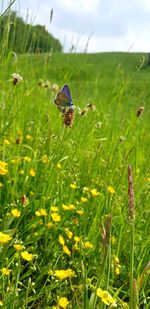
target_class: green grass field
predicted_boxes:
[0,51,150,309]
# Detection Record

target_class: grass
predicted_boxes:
[0,51,150,309]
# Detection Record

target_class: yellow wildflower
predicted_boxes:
[26,134,33,140]
[0,232,12,244]
[42,154,49,163]
[4,139,10,145]
[96,288,116,306]
[21,251,33,261]
[29,168,36,177]
[147,177,150,182]
[76,210,84,215]
[84,241,93,249]
[122,302,129,308]
[115,265,121,275]
[62,204,70,210]
[47,222,53,228]
[56,162,62,169]
[24,156,31,162]
[40,208,48,216]
[0,301,3,306]
[111,236,116,244]
[19,169,24,174]
[35,210,41,217]
[51,206,59,212]
[63,245,71,256]
[107,186,115,194]
[68,204,76,210]
[74,236,80,243]
[65,229,73,239]
[90,188,100,197]
[42,155,49,164]
[0,183,3,188]
[11,158,20,164]
[0,267,11,276]
[48,269,54,276]
[14,244,24,251]
[59,235,65,245]
[30,191,34,196]
[70,183,77,189]
[112,255,121,275]
[0,161,8,175]
[36,208,47,216]
[72,242,79,251]
[51,213,61,222]
[11,208,21,217]
[83,186,89,192]
[58,297,69,308]
[80,196,88,203]
[55,269,74,281]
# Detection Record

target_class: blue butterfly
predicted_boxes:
[54,84,73,113]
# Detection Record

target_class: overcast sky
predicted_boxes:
[2,0,150,52]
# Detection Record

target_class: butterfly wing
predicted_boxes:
[54,91,69,107]
[61,84,72,106]
[54,84,73,113]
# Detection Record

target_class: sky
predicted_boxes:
[2,0,150,53]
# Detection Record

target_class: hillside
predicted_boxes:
[0,11,62,54]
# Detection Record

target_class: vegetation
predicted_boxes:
[0,12,149,308]
[0,11,62,54]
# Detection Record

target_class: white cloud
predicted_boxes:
[2,0,150,52]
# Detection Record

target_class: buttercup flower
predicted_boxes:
[70,183,77,189]
[65,228,73,239]
[11,208,21,217]
[0,232,12,244]
[42,154,49,163]
[51,213,61,222]
[107,186,115,194]
[58,297,69,308]
[76,210,84,215]
[0,267,11,276]
[55,269,75,281]
[51,206,59,212]
[4,139,10,145]
[74,236,80,243]
[84,241,93,249]
[56,162,62,169]
[80,196,88,203]
[35,208,48,217]
[26,134,33,140]
[47,222,53,228]
[24,156,31,162]
[112,255,122,275]
[14,244,24,251]
[90,188,100,197]
[83,186,89,192]
[59,235,65,246]
[29,168,36,177]
[0,161,8,175]
[96,288,116,306]
[63,245,71,256]
[21,251,33,261]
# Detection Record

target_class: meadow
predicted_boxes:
[0,51,150,309]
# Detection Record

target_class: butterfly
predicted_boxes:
[54,84,73,113]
